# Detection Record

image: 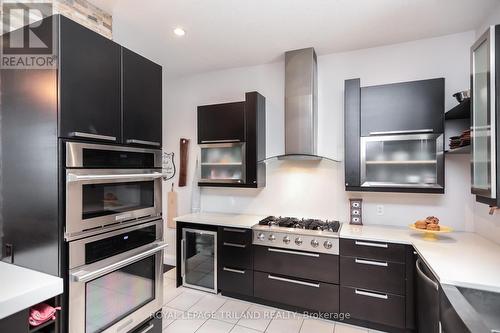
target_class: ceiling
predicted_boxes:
[90,0,498,76]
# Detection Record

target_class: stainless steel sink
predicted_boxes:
[441,284,500,333]
[457,287,500,332]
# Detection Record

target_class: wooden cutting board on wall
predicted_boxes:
[179,138,189,187]
[167,183,178,229]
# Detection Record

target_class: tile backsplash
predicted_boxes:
[55,0,112,38]
[0,0,112,39]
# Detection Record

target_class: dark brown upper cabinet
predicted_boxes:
[197,92,266,188]
[59,15,122,143]
[345,78,445,194]
[360,79,445,136]
[122,48,163,147]
[198,102,245,144]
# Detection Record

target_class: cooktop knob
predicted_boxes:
[311,239,319,248]
[268,234,276,241]
[324,240,333,249]
[283,236,291,244]
[257,233,265,241]
[295,237,303,246]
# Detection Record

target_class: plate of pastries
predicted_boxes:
[410,216,453,234]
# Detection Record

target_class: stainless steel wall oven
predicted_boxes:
[68,219,166,333]
[65,142,163,237]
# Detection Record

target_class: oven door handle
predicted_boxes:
[67,172,165,182]
[71,242,168,283]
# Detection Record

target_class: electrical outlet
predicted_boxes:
[376,205,384,216]
[349,198,363,225]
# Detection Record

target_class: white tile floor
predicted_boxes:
[162,268,386,333]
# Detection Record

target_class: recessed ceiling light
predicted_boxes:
[173,27,186,37]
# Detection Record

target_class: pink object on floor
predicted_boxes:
[29,303,61,327]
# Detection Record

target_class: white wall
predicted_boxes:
[158,31,478,262]
[476,1,500,36]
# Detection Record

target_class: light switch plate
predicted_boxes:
[349,198,363,225]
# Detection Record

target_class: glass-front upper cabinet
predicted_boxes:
[200,143,246,184]
[360,133,444,189]
[471,26,496,201]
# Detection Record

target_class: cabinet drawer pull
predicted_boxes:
[126,139,161,147]
[355,289,388,300]
[223,242,246,248]
[223,267,245,274]
[201,139,241,143]
[355,240,388,248]
[268,274,320,288]
[223,227,247,233]
[70,132,116,142]
[137,323,155,333]
[268,248,320,257]
[355,258,388,267]
[369,129,433,136]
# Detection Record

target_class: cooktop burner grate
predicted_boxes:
[258,216,340,232]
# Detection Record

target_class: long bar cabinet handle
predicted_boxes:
[355,289,388,300]
[223,242,246,248]
[268,274,320,288]
[355,258,388,267]
[355,240,388,248]
[268,248,320,257]
[70,132,116,141]
[126,139,161,147]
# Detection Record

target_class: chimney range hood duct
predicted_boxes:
[261,47,338,163]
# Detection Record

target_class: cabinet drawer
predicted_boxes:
[221,227,252,245]
[340,256,405,295]
[340,286,405,328]
[254,271,339,314]
[130,315,162,333]
[254,245,339,284]
[221,241,253,269]
[220,266,253,296]
[340,238,406,263]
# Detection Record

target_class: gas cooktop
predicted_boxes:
[252,216,342,254]
[257,216,341,233]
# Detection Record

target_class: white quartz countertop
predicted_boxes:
[0,262,63,320]
[174,212,267,229]
[340,224,500,293]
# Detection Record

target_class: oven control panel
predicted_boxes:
[252,229,339,255]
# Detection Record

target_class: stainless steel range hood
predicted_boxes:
[264,47,337,162]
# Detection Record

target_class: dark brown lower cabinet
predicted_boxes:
[0,309,28,333]
[340,286,405,328]
[218,226,254,297]
[254,271,339,314]
[220,266,253,296]
[340,256,405,295]
[254,246,339,284]
[339,239,415,332]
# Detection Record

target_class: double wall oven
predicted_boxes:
[64,142,165,333]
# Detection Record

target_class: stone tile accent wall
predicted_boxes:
[0,0,112,39]
[54,0,112,39]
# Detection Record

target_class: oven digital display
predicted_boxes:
[85,225,156,264]
[82,149,156,168]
